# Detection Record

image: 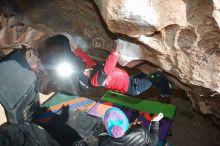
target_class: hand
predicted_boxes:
[129,119,142,128]
[133,119,142,125]
[83,68,92,77]
[116,42,124,51]
[113,50,120,56]
[69,40,78,51]
[151,113,163,122]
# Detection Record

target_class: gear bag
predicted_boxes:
[0,50,40,124]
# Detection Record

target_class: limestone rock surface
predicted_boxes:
[212,0,220,28]
[0,10,47,55]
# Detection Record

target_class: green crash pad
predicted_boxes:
[102,91,176,119]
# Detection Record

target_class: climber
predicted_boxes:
[77,44,171,97]
[98,107,163,146]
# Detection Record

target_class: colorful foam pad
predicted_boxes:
[102,91,176,119]
[87,91,176,142]
[43,91,80,107]
[36,91,96,122]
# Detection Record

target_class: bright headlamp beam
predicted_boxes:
[56,62,73,77]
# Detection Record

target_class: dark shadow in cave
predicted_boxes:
[36,34,106,100]
[0,0,23,18]
[36,105,89,146]
[36,35,86,95]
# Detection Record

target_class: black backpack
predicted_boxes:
[0,49,40,124]
[0,123,60,146]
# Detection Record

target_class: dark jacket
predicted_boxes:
[99,121,159,146]
[0,124,60,146]
[91,51,129,93]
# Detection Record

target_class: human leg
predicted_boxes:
[127,72,152,96]
[148,71,171,97]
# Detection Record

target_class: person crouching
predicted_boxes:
[98,107,163,146]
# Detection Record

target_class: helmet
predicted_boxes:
[78,71,92,91]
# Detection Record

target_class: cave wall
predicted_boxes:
[212,0,220,28]
[0,7,47,55]
[11,0,116,51]
[0,0,116,54]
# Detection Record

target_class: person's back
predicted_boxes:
[98,107,163,146]
[103,67,129,93]
[99,122,159,146]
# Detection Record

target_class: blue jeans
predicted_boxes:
[127,72,152,96]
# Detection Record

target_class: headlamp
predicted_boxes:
[56,62,73,77]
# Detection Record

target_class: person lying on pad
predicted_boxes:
[98,107,163,146]
[78,44,171,97]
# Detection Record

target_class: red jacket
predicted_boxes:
[74,48,96,68]
[91,51,129,93]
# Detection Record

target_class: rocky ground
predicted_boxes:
[166,90,220,146]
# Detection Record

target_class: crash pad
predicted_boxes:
[42,91,79,107]
[102,91,176,119]
[36,91,101,145]
[87,91,176,142]
[36,91,96,120]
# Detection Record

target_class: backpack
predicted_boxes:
[0,50,40,124]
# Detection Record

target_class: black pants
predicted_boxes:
[127,72,152,96]
[148,71,171,97]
